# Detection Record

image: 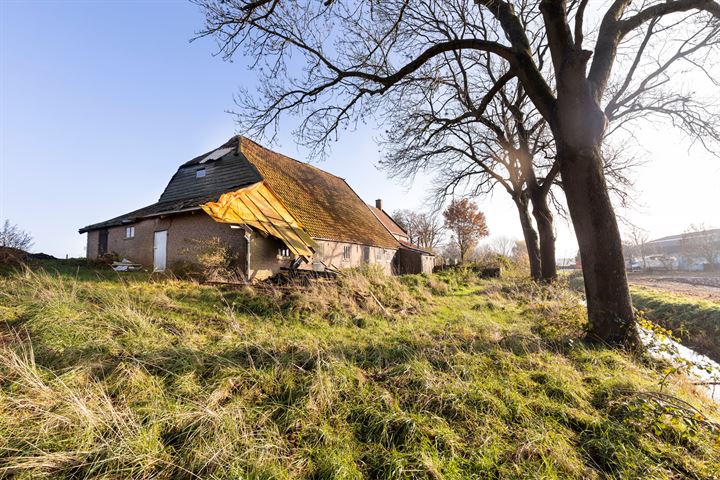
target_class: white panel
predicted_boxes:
[199,147,233,164]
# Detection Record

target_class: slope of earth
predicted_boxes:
[631,284,720,364]
[1,261,719,480]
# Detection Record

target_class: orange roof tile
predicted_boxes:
[367,205,408,238]
[238,137,400,249]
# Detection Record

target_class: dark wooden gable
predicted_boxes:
[158,149,262,204]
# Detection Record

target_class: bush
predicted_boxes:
[178,237,243,281]
[0,246,27,267]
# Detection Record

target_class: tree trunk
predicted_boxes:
[515,196,542,280]
[551,56,640,349]
[558,143,639,349]
[530,191,557,282]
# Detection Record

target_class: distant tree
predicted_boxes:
[0,220,33,251]
[392,209,444,250]
[656,254,678,271]
[489,236,516,258]
[682,224,720,266]
[624,226,649,269]
[439,241,462,264]
[512,239,530,267]
[443,199,489,262]
[391,210,413,237]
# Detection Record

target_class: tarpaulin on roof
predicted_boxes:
[201,182,317,259]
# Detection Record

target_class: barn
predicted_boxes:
[79,136,434,279]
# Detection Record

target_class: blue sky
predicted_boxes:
[1,1,717,259]
[0,0,433,257]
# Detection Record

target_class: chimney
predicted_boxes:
[375,199,383,210]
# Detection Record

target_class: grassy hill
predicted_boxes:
[1,261,719,479]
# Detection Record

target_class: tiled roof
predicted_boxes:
[367,205,408,238]
[78,194,217,233]
[159,147,261,203]
[79,136,400,249]
[398,239,434,255]
[239,137,399,249]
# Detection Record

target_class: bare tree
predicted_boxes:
[380,48,640,284]
[379,42,559,283]
[439,241,462,264]
[392,209,444,250]
[624,226,649,269]
[443,199,489,262]
[656,254,678,271]
[489,236,517,258]
[0,220,33,251]
[391,210,414,238]
[414,212,444,251]
[512,239,530,267]
[196,0,720,348]
[682,224,720,266]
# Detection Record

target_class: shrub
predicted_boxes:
[0,246,26,267]
[178,237,243,281]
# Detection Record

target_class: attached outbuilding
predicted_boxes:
[367,200,435,275]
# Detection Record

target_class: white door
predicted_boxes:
[153,230,167,272]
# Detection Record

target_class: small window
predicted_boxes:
[343,245,351,260]
[278,248,291,258]
[196,168,206,178]
[125,226,135,238]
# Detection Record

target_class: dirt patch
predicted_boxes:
[628,272,720,302]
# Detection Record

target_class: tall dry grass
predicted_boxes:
[0,264,718,479]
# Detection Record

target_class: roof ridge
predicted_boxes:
[238,136,347,181]
[648,228,720,243]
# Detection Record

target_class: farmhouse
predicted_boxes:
[79,136,433,279]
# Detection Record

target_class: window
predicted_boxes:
[125,226,135,238]
[362,246,371,263]
[278,248,291,258]
[196,168,206,178]
[343,245,351,260]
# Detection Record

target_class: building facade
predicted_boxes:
[80,136,432,279]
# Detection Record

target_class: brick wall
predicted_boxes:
[86,230,100,259]
[248,233,292,280]
[84,213,398,277]
[308,240,396,275]
[84,211,246,271]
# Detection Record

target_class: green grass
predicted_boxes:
[0,261,718,479]
[631,285,720,363]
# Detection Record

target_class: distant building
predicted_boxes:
[642,228,720,271]
[556,257,579,270]
[80,136,434,279]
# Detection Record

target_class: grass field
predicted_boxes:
[1,261,719,479]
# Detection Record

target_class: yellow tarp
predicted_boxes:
[201,182,317,259]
